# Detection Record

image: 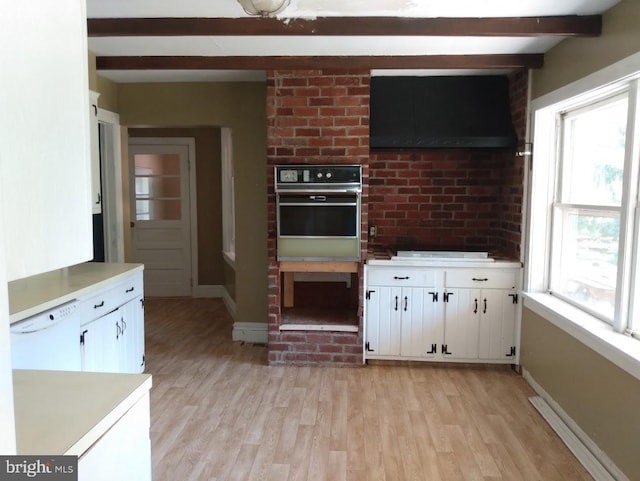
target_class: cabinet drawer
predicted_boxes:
[445,269,517,289]
[79,275,144,325]
[366,266,438,287]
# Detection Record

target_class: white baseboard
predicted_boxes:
[523,369,629,481]
[232,322,268,344]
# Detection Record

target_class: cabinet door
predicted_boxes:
[81,309,120,373]
[478,289,517,360]
[443,288,480,359]
[400,288,442,358]
[120,297,145,373]
[365,286,401,357]
[79,392,151,481]
[89,91,101,214]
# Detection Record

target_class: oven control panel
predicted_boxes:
[275,165,361,188]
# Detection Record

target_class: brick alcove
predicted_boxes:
[265,69,528,366]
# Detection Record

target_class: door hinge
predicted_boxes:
[442,344,452,355]
[80,329,88,346]
[365,341,375,353]
[505,346,516,357]
[443,292,454,303]
[427,343,437,354]
[509,293,519,304]
[366,290,375,300]
[428,291,438,302]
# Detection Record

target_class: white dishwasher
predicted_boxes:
[10,300,81,371]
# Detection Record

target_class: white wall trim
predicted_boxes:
[97,107,125,263]
[523,369,630,481]
[232,322,268,344]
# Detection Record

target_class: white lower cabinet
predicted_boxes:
[365,268,443,359]
[81,309,120,373]
[80,273,145,374]
[78,391,152,481]
[364,264,520,364]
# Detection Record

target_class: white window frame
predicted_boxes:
[221,127,236,264]
[525,52,640,382]
[548,90,630,326]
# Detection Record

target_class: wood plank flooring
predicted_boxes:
[144,297,593,481]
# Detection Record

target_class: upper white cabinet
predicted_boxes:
[364,264,520,364]
[0,0,93,281]
[90,91,102,214]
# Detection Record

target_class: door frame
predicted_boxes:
[97,107,125,263]
[128,137,199,294]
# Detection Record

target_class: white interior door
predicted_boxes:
[129,139,193,297]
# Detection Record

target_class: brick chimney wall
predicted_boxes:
[266,69,370,366]
[367,70,528,259]
[265,69,528,366]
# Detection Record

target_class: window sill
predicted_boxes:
[522,292,640,382]
[222,251,235,268]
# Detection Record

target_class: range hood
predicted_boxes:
[369,75,518,150]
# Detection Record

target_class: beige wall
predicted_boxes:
[520,309,640,480]
[532,0,640,98]
[525,2,640,479]
[117,82,267,324]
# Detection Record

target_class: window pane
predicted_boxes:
[560,95,627,206]
[551,208,619,320]
[135,199,181,221]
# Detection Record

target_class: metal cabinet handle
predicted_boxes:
[403,296,408,311]
[393,276,409,280]
[394,296,398,311]
[483,298,487,314]
[94,301,105,309]
[126,287,134,293]
[474,299,478,314]
[472,277,488,282]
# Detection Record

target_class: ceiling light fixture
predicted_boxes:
[237,0,291,17]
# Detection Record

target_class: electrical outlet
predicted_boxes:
[369,225,377,237]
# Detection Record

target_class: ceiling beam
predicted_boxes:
[95,54,544,71]
[88,15,601,38]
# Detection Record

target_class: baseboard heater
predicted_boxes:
[528,396,617,481]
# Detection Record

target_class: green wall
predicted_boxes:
[525,1,640,479]
[117,82,267,324]
[532,0,640,98]
[520,308,640,480]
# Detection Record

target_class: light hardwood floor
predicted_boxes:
[144,297,593,481]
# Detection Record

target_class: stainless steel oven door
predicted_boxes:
[277,193,360,260]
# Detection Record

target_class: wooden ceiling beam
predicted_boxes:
[95,54,544,70]
[88,15,601,38]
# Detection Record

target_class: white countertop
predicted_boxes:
[8,262,143,323]
[13,369,152,456]
[366,258,522,268]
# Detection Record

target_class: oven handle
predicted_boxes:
[279,201,358,206]
[275,188,361,194]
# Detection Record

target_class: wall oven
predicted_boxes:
[275,164,362,261]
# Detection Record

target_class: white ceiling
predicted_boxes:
[86,0,620,83]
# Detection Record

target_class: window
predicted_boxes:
[551,93,628,321]
[529,75,640,339]
[221,127,236,262]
